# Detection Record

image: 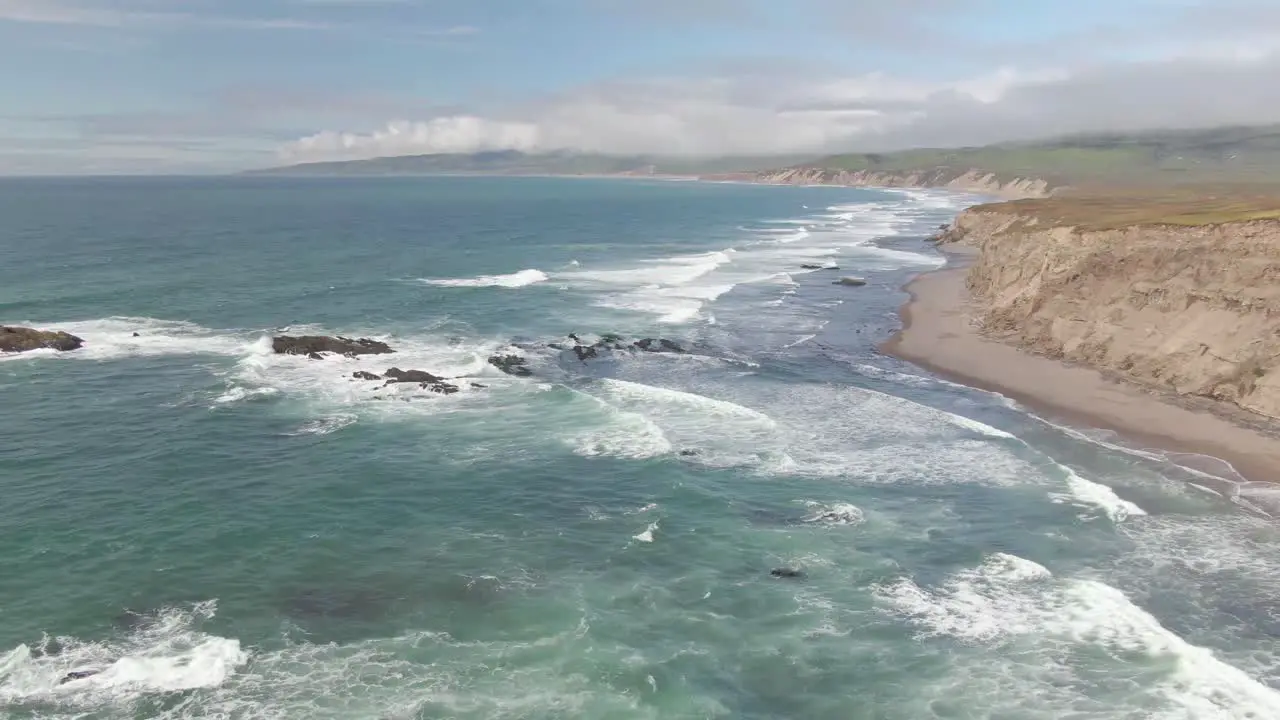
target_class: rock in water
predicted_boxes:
[271,335,393,357]
[59,669,101,684]
[771,568,805,579]
[382,367,442,384]
[800,264,838,270]
[572,345,598,362]
[488,354,532,376]
[833,277,867,287]
[352,371,382,381]
[0,326,84,353]
[424,381,460,395]
[633,338,686,353]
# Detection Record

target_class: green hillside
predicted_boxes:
[801,125,1280,187]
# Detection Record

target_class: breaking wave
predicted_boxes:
[419,269,549,288]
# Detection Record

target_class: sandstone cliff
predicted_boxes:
[751,167,1051,199]
[939,206,1280,419]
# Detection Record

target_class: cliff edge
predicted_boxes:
[938,195,1280,419]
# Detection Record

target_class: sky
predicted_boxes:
[2,0,1280,174]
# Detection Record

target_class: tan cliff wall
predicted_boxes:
[749,167,1052,199]
[940,210,1280,419]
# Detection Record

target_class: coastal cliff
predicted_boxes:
[938,200,1280,419]
[751,167,1051,199]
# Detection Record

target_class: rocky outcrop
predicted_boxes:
[488,354,532,376]
[0,326,84,353]
[272,335,393,358]
[751,167,1051,199]
[351,367,458,394]
[940,208,1280,419]
[382,368,442,384]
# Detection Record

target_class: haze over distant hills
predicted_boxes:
[244,150,817,178]
[249,124,1280,189]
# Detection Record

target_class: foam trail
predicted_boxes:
[420,269,548,288]
[566,390,672,459]
[597,378,776,426]
[856,386,1013,440]
[855,384,1146,520]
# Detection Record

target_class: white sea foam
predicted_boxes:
[0,317,247,363]
[0,601,245,709]
[2,607,649,719]
[634,521,659,543]
[801,502,864,526]
[877,553,1280,717]
[288,413,359,436]
[596,378,775,426]
[218,330,500,419]
[1049,465,1147,522]
[566,391,673,459]
[419,269,548,288]
[856,385,1014,440]
[581,379,782,467]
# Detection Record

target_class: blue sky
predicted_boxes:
[2,0,1279,173]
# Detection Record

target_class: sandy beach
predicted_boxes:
[882,246,1280,488]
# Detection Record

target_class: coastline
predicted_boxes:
[881,245,1280,488]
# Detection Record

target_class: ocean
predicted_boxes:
[1,175,1278,719]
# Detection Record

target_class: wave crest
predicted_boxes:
[420,269,548,288]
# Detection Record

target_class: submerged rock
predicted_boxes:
[770,568,805,579]
[352,371,382,381]
[833,276,867,287]
[59,669,101,684]
[0,326,84,353]
[572,345,599,362]
[488,354,532,376]
[633,338,686,353]
[800,264,838,270]
[272,335,393,357]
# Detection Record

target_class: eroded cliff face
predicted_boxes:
[752,168,1051,199]
[942,210,1280,418]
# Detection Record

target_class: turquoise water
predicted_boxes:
[1,176,1278,719]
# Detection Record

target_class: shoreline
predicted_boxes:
[881,245,1280,488]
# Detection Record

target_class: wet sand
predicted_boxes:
[882,246,1280,487]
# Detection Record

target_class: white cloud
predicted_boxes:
[281,117,541,160]
[278,47,1280,163]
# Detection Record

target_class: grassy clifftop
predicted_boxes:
[970,189,1280,230]
[799,125,1280,189]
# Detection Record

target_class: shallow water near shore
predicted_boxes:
[1,176,1278,719]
